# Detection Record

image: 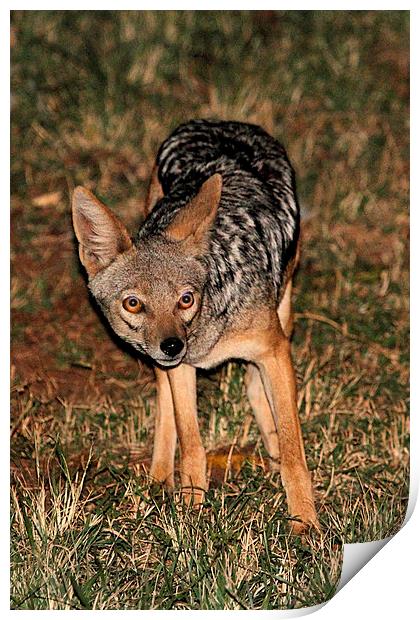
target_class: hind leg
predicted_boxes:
[244,278,294,471]
[245,364,280,472]
[255,323,318,533]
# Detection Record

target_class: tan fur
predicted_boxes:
[72,174,318,534]
[245,363,280,472]
[165,174,222,244]
[167,364,207,505]
[220,316,316,532]
[150,363,206,506]
[254,329,318,533]
[144,178,316,531]
[244,275,294,474]
[149,292,318,532]
[149,368,177,487]
[72,186,132,277]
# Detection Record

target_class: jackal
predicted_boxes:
[72,119,318,533]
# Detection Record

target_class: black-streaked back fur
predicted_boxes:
[138,120,300,325]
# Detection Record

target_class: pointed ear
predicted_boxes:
[72,186,132,279]
[165,174,222,246]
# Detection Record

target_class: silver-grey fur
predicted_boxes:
[89,119,300,368]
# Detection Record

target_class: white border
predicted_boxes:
[6,4,415,617]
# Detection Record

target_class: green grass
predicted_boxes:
[11,10,409,610]
[11,449,341,610]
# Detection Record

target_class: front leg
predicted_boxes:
[149,367,177,488]
[167,363,207,505]
[256,329,319,533]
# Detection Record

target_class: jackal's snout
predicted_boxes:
[160,337,185,358]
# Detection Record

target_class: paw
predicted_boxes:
[149,463,175,490]
[180,485,206,507]
[290,514,320,535]
[179,453,208,506]
[289,502,320,535]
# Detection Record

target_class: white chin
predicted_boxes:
[153,357,183,368]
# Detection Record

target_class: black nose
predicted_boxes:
[160,337,184,358]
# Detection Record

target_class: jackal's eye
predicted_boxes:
[178,292,194,310]
[122,295,142,314]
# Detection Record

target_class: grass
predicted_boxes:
[11,10,409,610]
[11,449,341,610]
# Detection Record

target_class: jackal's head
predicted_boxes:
[72,174,222,367]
